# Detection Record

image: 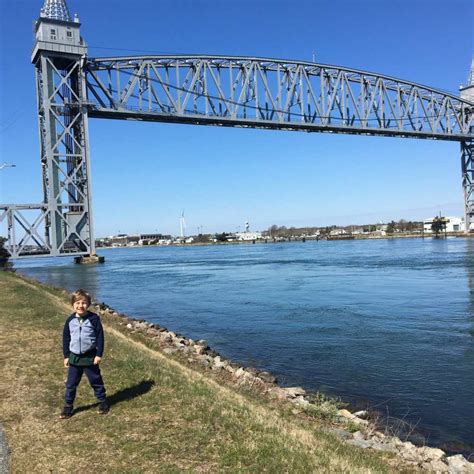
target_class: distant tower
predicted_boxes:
[180,211,186,238]
[460,58,474,232]
[31,0,95,256]
[245,221,250,232]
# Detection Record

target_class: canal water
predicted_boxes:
[15,237,474,453]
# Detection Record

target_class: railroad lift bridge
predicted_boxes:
[1,0,473,261]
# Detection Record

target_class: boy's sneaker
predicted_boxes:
[97,401,110,415]
[59,405,73,419]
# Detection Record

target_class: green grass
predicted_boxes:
[0,271,412,473]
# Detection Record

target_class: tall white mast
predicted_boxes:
[180,210,186,238]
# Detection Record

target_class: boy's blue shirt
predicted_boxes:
[62,311,104,358]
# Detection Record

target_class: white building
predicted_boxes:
[236,231,262,241]
[329,228,347,236]
[423,216,465,233]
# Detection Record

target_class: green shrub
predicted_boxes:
[0,236,13,271]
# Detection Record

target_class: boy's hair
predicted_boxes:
[70,289,92,306]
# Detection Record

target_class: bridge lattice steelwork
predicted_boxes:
[85,56,473,141]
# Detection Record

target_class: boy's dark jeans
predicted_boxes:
[65,364,106,405]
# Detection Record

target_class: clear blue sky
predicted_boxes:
[1,0,473,236]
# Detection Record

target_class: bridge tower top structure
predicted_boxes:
[32,0,86,63]
[40,0,71,21]
[460,58,474,103]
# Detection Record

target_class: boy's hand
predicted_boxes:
[64,358,69,368]
[94,356,102,365]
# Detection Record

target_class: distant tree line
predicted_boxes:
[214,232,231,242]
[194,233,212,243]
[385,219,421,233]
[264,220,422,238]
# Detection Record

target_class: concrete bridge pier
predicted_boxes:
[74,254,105,264]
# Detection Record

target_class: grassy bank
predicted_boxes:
[0,271,409,472]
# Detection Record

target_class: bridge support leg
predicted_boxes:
[461,139,474,233]
[29,12,100,261]
[74,254,105,264]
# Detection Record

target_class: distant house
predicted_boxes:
[110,235,129,247]
[140,233,168,241]
[235,231,262,241]
[423,216,464,233]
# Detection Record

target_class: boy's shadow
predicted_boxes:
[74,379,155,414]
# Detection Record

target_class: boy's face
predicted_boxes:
[73,297,89,316]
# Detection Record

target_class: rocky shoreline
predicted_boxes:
[0,424,10,474]
[92,300,473,473]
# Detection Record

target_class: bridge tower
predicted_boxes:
[31,0,98,260]
[460,59,474,232]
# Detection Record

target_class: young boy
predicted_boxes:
[60,289,109,419]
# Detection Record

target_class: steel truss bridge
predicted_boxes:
[86,55,472,140]
[1,0,473,259]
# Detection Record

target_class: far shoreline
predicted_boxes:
[95,231,470,252]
